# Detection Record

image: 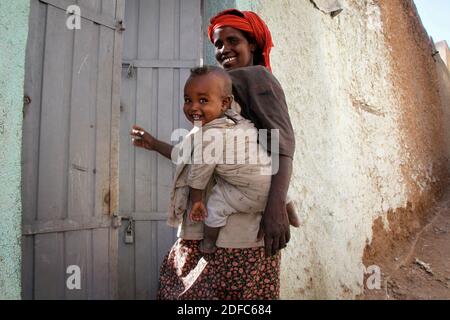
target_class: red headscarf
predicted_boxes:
[208,9,274,72]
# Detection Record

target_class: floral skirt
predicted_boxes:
[157,239,280,300]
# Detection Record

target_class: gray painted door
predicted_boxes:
[22,0,124,299]
[118,0,202,299]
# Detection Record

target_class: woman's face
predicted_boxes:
[212,26,257,70]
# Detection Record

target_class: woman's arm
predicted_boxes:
[257,155,292,257]
[229,66,296,256]
[130,125,173,160]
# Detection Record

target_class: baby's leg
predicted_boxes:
[201,188,232,253]
[200,226,220,254]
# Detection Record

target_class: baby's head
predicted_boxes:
[183,65,233,126]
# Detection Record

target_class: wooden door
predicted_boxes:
[22,0,124,299]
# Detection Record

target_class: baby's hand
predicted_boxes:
[130,125,156,150]
[189,201,208,222]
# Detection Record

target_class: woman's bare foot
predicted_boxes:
[199,239,217,254]
[286,202,300,228]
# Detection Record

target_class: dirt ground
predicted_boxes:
[363,189,450,300]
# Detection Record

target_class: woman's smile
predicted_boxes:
[222,56,237,67]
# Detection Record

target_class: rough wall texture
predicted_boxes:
[0,0,30,299]
[214,0,450,299]
[362,0,450,287]
[250,0,405,299]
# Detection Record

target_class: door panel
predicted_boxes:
[22,0,125,299]
[118,0,202,299]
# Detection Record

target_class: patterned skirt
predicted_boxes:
[157,239,280,300]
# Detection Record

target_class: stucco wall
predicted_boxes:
[252,0,408,299]
[362,0,449,298]
[0,0,30,299]
[202,0,450,299]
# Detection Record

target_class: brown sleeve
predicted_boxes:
[228,66,296,159]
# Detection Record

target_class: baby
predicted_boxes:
[181,66,274,253]
[132,65,299,254]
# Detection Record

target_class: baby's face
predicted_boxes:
[183,73,228,126]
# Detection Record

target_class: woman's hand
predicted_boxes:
[189,201,208,222]
[130,125,156,151]
[258,199,290,257]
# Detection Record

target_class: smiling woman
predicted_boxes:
[153,8,298,300]
[208,9,274,71]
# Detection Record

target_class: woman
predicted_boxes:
[209,9,297,256]
[131,9,295,300]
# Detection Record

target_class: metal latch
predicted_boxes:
[112,213,122,228]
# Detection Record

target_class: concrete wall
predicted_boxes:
[204,0,450,299]
[0,0,30,299]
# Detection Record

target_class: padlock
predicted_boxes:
[125,230,134,244]
[124,219,134,244]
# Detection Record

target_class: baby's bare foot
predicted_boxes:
[288,212,300,228]
[286,202,300,228]
[199,240,217,254]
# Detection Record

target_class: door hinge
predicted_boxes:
[24,95,32,105]
[116,20,126,32]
